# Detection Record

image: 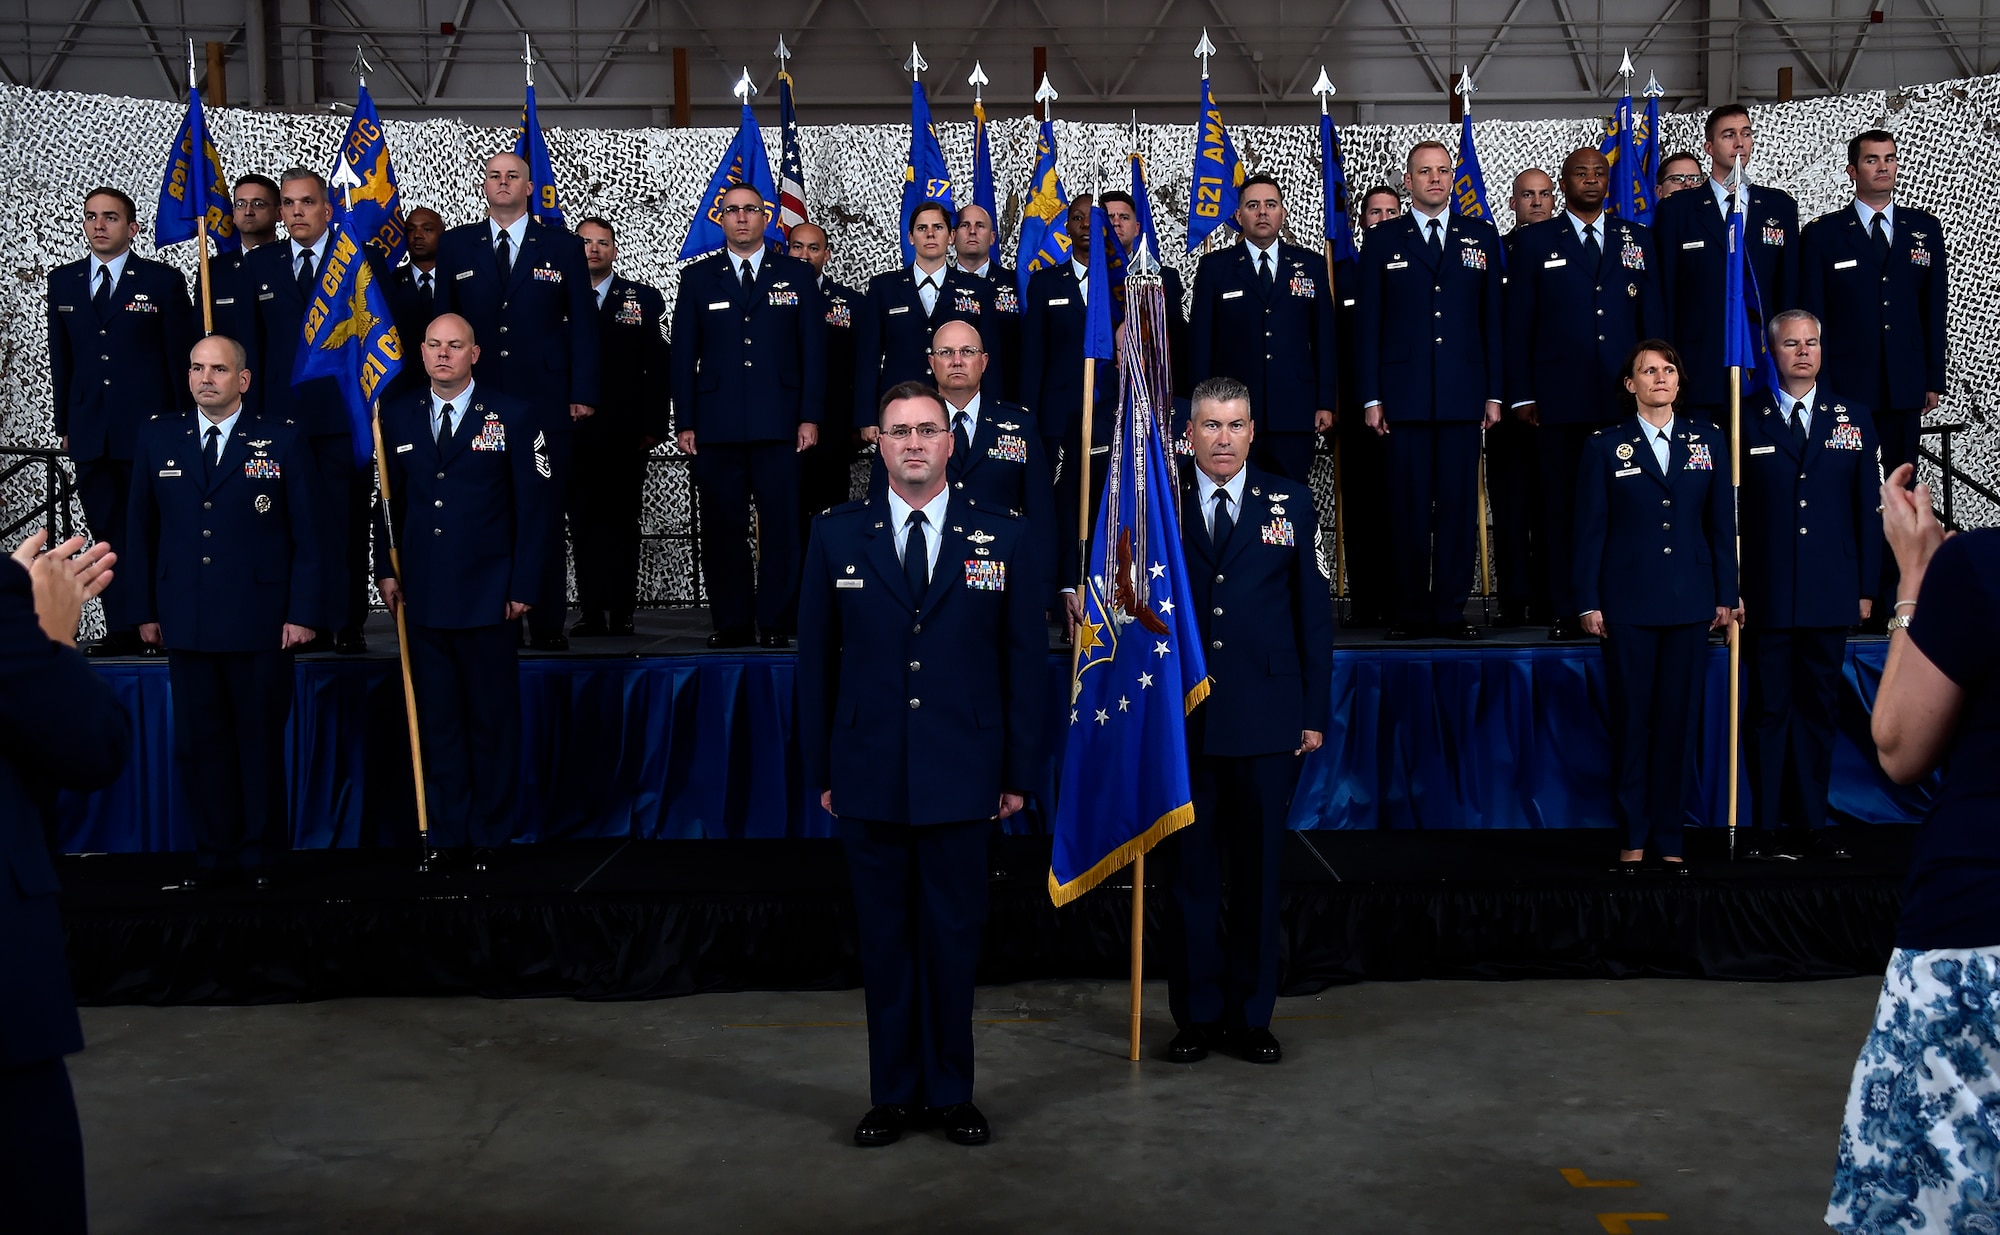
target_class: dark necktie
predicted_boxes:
[1583,222,1601,267]
[296,249,316,300]
[1721,191,1735,217]
[93,267,111,314]
[1657,429,1672,470]
[953,412,971,462]
[1792,402,1809,452]
[740,260,755,289]
[1258,251,1273,287]
[1212,490,1235,548]
[437,401,455,450]
[1427,219,1443,255]
[495,231,512,282]
[418,269,433,302]
[203,424,221,481]
[903,510,930,600]
[1871,214,1889,263]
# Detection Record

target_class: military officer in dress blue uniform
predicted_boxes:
[952,204,1023,401]
[1335,187,1405,628]
[1356,143,1506,640]
[382,206,445,401]
[0,530,128,1235]
[1489,167,1558,629]
[798,381,1047,1150]
[1102,191,1191,399]
[374,314,552,875]
[1506,148,1665,642]
[789,223,867,518]
[866,319,1058,590]
[204,173,280,339]
[238,168,381,656]
[47,185,196,656]
[1575,341,1737,871]
[1189,175,1338,484]
[1739,310,1881,860]
[1160,376,1333,1067]
[1653,105,1800,428]
[853,200,1000,425]
[1799,130,1948,608]
[569,218,668,639]
[436,152,600,650]
[671,184,826,649]
[126,336,320,891]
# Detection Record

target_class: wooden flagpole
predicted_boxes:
[1477,445,1493,600]
[369,402,430,839]
[196,214,214,335]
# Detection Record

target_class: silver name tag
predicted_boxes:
[888,305,910,315]
[1048,297,1071,306]
[1221,289,1245,299]
[836,579,864,589]
[707,300,730,310]
[1614,467,1641,477]
[1681,240,1705,250]
[1834,259,1858,270]
[455,269,475,280]
[157,469,181,477]
[1749,445,1777,455]
[1385,261,1408,270]
[1544,258,1566,268]
[395,443,414,453]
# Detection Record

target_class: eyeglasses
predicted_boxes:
[879,424,948,440]
[718,204,766,218]
[1662,173,1705,187]
[929,346,984,360]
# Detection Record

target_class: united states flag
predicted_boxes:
[776,70,807,235]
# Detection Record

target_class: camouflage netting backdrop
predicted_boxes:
[0,76,1992,615]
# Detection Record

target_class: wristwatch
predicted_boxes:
[1886,613,1915,633]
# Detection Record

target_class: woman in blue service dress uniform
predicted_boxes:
[1827,467,2000,1234]
[1572,340,1737,873]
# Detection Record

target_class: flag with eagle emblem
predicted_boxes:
[294,216,404,466]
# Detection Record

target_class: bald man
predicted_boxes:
[374,313,551,874]
[952,204,1022,401]
[437,152,600,651]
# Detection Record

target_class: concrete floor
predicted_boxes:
[72,978,1878,1234]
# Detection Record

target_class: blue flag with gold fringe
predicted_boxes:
[513,83,566,228]
[1014,117,1071,298]
[294,218,404,467]
[899,80,954,264]
[333,83,407,268]
[155,86,238,252]
[1050,375,1210,905]
[678,102,786,260]
[1186,75,1244,252]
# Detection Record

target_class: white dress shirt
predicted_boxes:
[1409,204,1448,251]
[912,260,947,314]
[1854,198,1895,240]
[946,392,982,444]
[1070,258,1090,305]
[1643,413,1676,472]
[594,273,614,309]
[488,215,529,256]
[727,246,766,284]
[90,250,131,296]
[195,405,244,460]
[1243,236,1283,280]
[1193,465,1249,538]
[292,232,331,283]
[887,484,950,572]
[430,380,477,441]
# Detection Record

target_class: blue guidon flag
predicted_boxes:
[1050,269,1210,906]
[678,100,786,260]
[898,77,954,264]
[1014,117,1071,297]
[1186,73,1244,252]
[514,81,567,228]
[155,83,238,252]
[295,216,403,467]
[333,83,407,268]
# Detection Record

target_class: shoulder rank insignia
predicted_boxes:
[967,529,996,545]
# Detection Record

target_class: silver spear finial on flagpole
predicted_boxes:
[904,43,928,83]
[969,61,988,105]
[1312,66,1335,116]
[1194,29,1216,80]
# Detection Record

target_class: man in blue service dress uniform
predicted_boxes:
[1575,342,1738,871]
[1739,310,1881,861]
[126,336,321,891]
[0,528,128,1235]
[239,169,382,656]
[571,217,669,639]
[1800,129,1947,609]
[1159,376,1333,1067]
[1356,142,1506,640]
[47,185,196,655]
[1653,105,1799,429]
[670,183,826,649]
[1188,174,1338,484]
[951,204,1022,401]
[853,200,1000,425]
[375,314,552,875]
[788,223,867,518]
[798,381,1048,1150]
[436,152,599,650]
[1505,147,1665,642]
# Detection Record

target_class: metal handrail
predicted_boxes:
[1917,423,1997,532]
[0,447,79,545]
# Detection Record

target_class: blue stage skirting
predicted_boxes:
[58,642,1929,853]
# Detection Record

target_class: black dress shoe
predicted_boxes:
[1384,625,1425,641]
[416,848,456,875]
[162,874,213,893]
[853,1104,914,1147]
[1660,859,1691,876]
[1611,859,1643,876]
[938,1101,990,1146]
[1166,1026,1211,1063]
[1444,621,1484,641]
[757,632,791,649]
[607,613,637,637]
[1809,832,1853,861]
[569,614,611,638]
[471,847,498,873]
[333,629,368,655]
[528,634,570,652]
[707,627,755,649]
[250,872,274,892]
[1548,617,1581,642]
[1232,1026,1283,1064]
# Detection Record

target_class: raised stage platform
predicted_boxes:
[58,828,1910,1005]
[58,613,1927,853]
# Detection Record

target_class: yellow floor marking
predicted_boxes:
[1562,1169,1638,1188]
[1596,1215,1668,1233]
